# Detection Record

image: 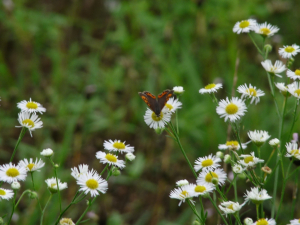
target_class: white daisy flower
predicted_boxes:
[197,168,227,187]
[173,86,184,94]
[269,138,280,147]
[233,19,257,34]
[261,60,286,77]
[285,142,300,160]
[237,84,265,104]
[169,185,194,206]
[248,130,271,147]
[279,44,300,59]
[16,112,43,137]
[219,201,243,215]
[232,164,245,174]
[287,82,300,99]
[176,179,189,187]
[252,218,276,225]
[187,182,215,197]
[239,152,264,169]
[194,154,221,172]
[18,158,45,172]
[96,151,125,169]
[0,163,27,184]
[0,188,14,200]
[125,153,136,161]
[199,83,223,94]
[59,218,75,225]
[244,187,272,204]
[287,69,300,80]
[290,219,300,225]
[76,169,108,197]
[71,164,89,179]
[254,22,279,37]
[40,148,53,157]
[218,140,248,151]
[45,177,68,193]
[216,97,247,122]
[103,139,134,154]
[143,108,171,129]
[17,98,46,114]
[275,82,290,97]
[163,97,182,113]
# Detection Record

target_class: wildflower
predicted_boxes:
[285,142,300,160]
[219,201,243,215]
[216,97,247,122]
[197,168,227,187]
[11,181,21,190]
[287,69,300,80]
[125,153,136,161]
[59,218,75,225]
[45,177,68,193]
[0,163,27,183]
[194,154,221,172]
[290,219,300,225]
[103,140,134,154]
[173,86,184,94]
[248,130,271,147]
[76,169,108,197]
[252,218,276,225]
[96,151,125,169]
[233,19,257,34]
[279,44,300,58]
[18,158,45,172]
[186,183,215,197]
[287,82,300,99]
[0,188,14,200]
[244,187,272,204]
[71,164,89,179]
[163,97,182,113]
[17,98,46,114]
[239,152,264,169]
[143,108,171,129]
[275,82,289,97]
[199,83,222,94]
[269,138,280,147]
[218,140,248,151]
[40,148,53,157]
[169,185,194,206]
[254,22,279,37]
[261,60,286,77]
[237,84,265,104]
[232,164,245,174]
[16,112,43,137]
[176,179,189,187]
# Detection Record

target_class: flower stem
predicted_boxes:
[256,204,260,220]
[248,33,263,55]
[208,195,228,225]
[7,190,17,225]
[14,189,31,208]
[75,197,97,225]
[187,200,202,223]
[40,194,52,225]
[30,173,42,211]
[290,169,299,220]
[10,127,27,162]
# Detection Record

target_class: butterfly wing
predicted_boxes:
[138,91,158,113]
[157,89,174,112]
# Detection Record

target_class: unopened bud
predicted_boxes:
[224,154,231,163]
[263,44,272,53]
[216,151,224,159]
[155,128,163,135]
[262,166,272,174]
[11,182,21,190]
[288,58,295,68]
[173,86,184,95]
[211,177,219,185]
[59,218,75,225]
[237,173,247,180]
[269,138,280,147]
[29,191,38,199]
[125,153,136,161]
[243,217,253,225]
[176,179,189,187]
[54,164,59,168]
[112,169,121,176]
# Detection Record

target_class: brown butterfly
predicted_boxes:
[138,89,174,117]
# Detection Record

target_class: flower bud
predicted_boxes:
[224,154,231,164]
[173,86,184,95]
[41,148,53,157]
[269,138,280,147]
[243,217,253,225]
[237,172,247,180]
[176,179,189,187]
[29,191,38,199]
[125,153,136,161]
[263,44,272,53]
[54,164,59,168]
[261,166,272,174]
[11,181,21,190]
[216,151,224,159]
[155,128,163,135]
[288,58,295,68]
[112,169,121,176]
[211,177,219,185]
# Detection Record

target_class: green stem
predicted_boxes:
[187,200,202,223]
[288,99,299,140]
[40,194,52,225]
[14,189,31,208]
[256,204,260,220]
[233,176,238,202]
[290,169,299,220]
[75,197,97,225]
[176,110,179,135]
[100,164,109,176]
[248,33,263,55]
[266,73,280,118]
[10,127,27,162]
[7,191,17,225]
[30,173,42,211]
[231,123,244,154]
[53,166,62,213]
[208,195,228,225]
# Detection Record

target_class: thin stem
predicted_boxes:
[208,195,228,225]
[7,190,17,225]
[176,109,179,135]
[256,204,260,220]
[266,73,280,118]
[288,99,299,140]
[10,127,27,162]
[187,200,202,223]
[30,173,42,211]
[248,33,263,55]
[290,169,299,219]
[76,197,97,225]
[40,194,52,225]
[100,164,109,176]
[14,189,31,208]
[233,176,238,202]
[231,123,244,154]
[53,166,62,213]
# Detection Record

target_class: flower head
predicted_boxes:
[233,19,257,34]
[269,138,280,147]
[237,84,265,104]
[290,219,300,225]
[254,22,279,37]
[275,82,289,97]
[194,154,221,172]
[218,140,248,151]
[143,108,171,129]
[173,86,184,94]
[176,179,189,187]
[244,187,272,204]
[96,151,125,169]
[248,130,271,147]
[219,201,243,215]
[287,69,300,80]
[216,97,247,122]
[0,163,27,183]
[252,218,276,225]
[59,218,75,225]
[169,185,194,206]
[16,112,43,137]
[41,148,53,157]
[17,98,46,114]
[0,188,14,200]
[285,142,300,160]
[197,168,227,186]
[199,83,222,94]
[279,44,300,58]
[45,177,68,193]
[239,152,264,169]
[71,164,89,179]
[187,182,215,197]
[18,158,45,172]
[103,140,134,154]
[287,82,300,99]
[163,97,182,113]
[232,164,245,174]
[261,60,286,77]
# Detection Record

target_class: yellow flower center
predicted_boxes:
[246,88,257,96]
[285,46,295,53]
[112,142,125,149]
[6,168,20,177]
[295,69,300,76]
[180,190,188,197]
[151,112,163,121]
[26,102,38,109]
[226,141,239,147]
[205,172,218,182]
[239,20,250,28]
[225,103,238,115]
[298,219,300,223]
[256,218,268,225]
[291,149,300,155]
[60,218,74,225]
[227,204,234,210]
[260,27,271,35]
[51,183,57,188]
[105,153,117,163]
[0,189,6,196]
[86,178,99,190]
[205,84,216,89]
[244,156,254,164]
[195,185,206,193]
[27,163,35,171]
[202,159,214,167]
[165,103,173,110]
[294,89,300,96]
[22,119,34,128]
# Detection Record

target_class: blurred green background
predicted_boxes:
[1,0,300,224]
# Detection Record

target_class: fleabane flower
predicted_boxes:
[275,82,289,97]
[219,201,243,215]
[269,138,280,147]
[103,140,134,154]
[216,97,247,122]
[261,60,286,77]
[287,69,300,80]
[71,164,89,179]
[41,148,53,157]
[18,158,45,172]
[239,152,264,169]
[45,177,68,193]
[0,163,27,183]
[237,84,265,104]
[96,151,125,169]
[16,112,43,137]
[176,179,189,187]
[163,97,182,113]
[76,169,108,197]
[279,44,300,59]
[244,187,272,204]
[218,140,248,151]
[0,188,14,200]
[173,86,184,94]
[287,82,300,99]
[233,19,257,34]
[232,164,245,174]
[290,219,300,225]
[285,142,300,160]
[59,218,75,225]
[187,182,215,197]
[17,98,46,114]
[143,108,171,129]
[254,22,279,37]
[169,185,194,206]
[248,130,271,147]
[199,83,222,94]
[252,218,276,225]
[197,168,227,187]
[194,154,221,172]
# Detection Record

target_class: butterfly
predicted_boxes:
[138,89,174,117]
